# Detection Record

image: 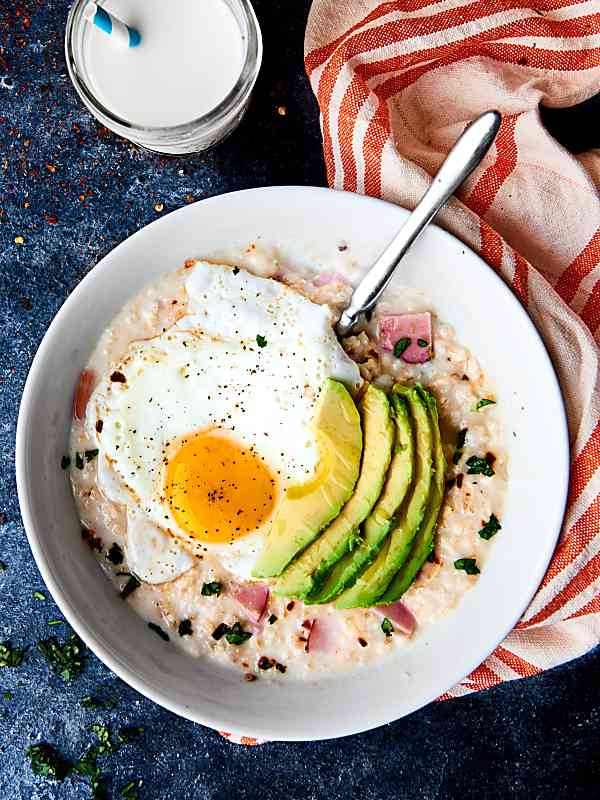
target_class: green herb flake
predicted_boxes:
[452,427,468,465]
[81,695,104,709]
[454,558,480,575]
[118,726,144,743]
[256,334,267,348]
[121,780,141,799]
[225,621,252,646]
[85,448,99,462]
[37,634,85,681]
[3,690,13,700]
[32,591,46,601]
[268,614,277,625]
[479,513,502,540]
[178,619,193,637]
[106,542,124,565]
[466,455,495,477]
[75,452,84,470]
[92,723,117,754]
[148,622,169,641]
[381,618,394,637]
[201,581,222,597]
[417,338,429,348]
[0,642,26,668]
[475,398,496,411]
[26,743,69,781]
[0,560,6,571]
[393,337,411,358]
[120,575,141,600]
[60,456,71,470]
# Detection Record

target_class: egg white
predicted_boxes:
[88,262,361,581]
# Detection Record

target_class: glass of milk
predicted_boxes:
[65,0,262,154]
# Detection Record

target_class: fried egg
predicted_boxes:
[87,262,361,582]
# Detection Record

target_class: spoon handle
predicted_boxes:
[335,110,501,337]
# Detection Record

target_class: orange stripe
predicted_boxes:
[512,252,529,306]
[494,646,541,677]
[535,493,600,592]
[554,228,600,305]
[567,419,600,510]
[467,115,519,217]
[463,662,503,689]
[525,549,600,628]
[479,220,504,272]
[580,277,600,334]
[566,592,600,620]
[363,100,391,197]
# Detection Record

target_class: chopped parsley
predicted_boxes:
[178,619,193,637]
[268,614,277,625]
[225,622,252,645]
[0,560,6,571]
[256,334,267,348]
[466,455,495,477]
[454,558,480,575]
[119,575,141,600]
[148,622,169,641]
[32,591,46,601]
[26,743,69,781]
[0,642,26,668]
[479,513,502,540]
[201,581,222,597]
[475,398,496,411]
[393,337,411,358]
[75,452,84,470]
[60,456,71,470]
[453,427,468,465]
[121,780,141,799]
[381,617,394,637]
[118,726,144,743]
[417,338,429,348]
[37,634,85,680]
[106,542,124,565]
[85,448,99,462]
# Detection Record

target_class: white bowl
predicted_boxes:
[16,186,569,741]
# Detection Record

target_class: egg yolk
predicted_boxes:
[164,431,277,543]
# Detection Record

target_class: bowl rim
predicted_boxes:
[15,185,570,740]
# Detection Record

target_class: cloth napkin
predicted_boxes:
[304,0,600,695]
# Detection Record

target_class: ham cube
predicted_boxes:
[375,600,416,637]
[378,313,433,364]
[233,582,270,624]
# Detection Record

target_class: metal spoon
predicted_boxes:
[335,110,501,338]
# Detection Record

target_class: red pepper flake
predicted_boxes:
[110,371,126,383]
[301,619,312,630]
[286,601,295,612]
[456,473,464,489]
[358,637,368,648]
[244,673,257,682]
[485,452,496,466]
[95,419,103,433]
[275,663,287,674]
[81,526,102,552]
[257,656,273,670]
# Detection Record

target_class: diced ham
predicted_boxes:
[73,369,96,421]
[233,582,270,624]
[313,271,351,287]
[374,600,417,637]
[305,616,343,654]
[378,313,433,364]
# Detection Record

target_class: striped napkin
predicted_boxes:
[304,0,600,694]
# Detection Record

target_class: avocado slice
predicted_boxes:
[252,378,362,579]
[307,391,414,604]
[273,385,394,599]
[335,384,433,608]
[379,387,446,603]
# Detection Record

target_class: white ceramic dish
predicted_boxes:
[16,186,569,741]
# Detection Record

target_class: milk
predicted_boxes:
[84,0,245,127]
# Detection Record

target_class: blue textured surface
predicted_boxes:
[1,0,599,797]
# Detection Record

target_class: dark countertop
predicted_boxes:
[1,0,599,797]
